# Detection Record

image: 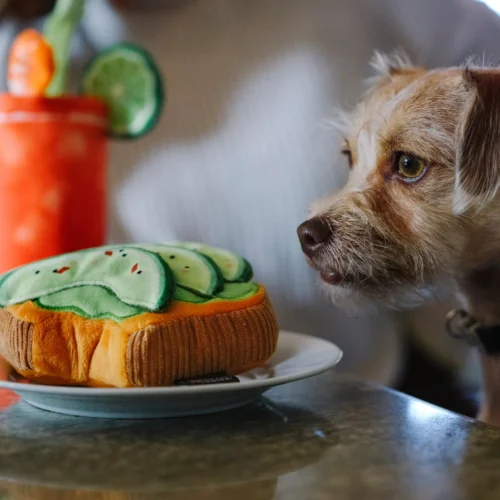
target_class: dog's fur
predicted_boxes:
[301,51,500,426]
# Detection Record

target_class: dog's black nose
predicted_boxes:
[297,217,332,258]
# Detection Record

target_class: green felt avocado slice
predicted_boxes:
[172,286,209,303]
[172,282,258,303]
[174,242,253,283]
[215,282,259,300]
[0,247,172,311]
[128,243,224,297]
[37,285,144,321]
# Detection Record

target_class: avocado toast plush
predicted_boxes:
[0,243,279,388]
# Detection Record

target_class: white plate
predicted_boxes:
[0,331,342,419]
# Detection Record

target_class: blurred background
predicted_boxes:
[1,0,500,417]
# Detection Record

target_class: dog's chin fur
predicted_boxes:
[317,274,454,315]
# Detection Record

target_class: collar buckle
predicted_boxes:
[445,309,481,347]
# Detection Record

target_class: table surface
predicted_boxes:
[0,372,499,500]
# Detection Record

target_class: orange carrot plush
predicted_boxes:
[7,29,55,97]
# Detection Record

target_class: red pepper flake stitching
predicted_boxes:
[105,251,113,256]
[56,267,70,274]
[131,263,138,273]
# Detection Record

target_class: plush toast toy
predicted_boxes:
[0,242,279,388]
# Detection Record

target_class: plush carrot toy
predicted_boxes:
[7,29,55,96]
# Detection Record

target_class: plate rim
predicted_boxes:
[0,331,342,396]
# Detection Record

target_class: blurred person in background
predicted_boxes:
[1,0,500,415]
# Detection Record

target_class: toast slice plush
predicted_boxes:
[0,242,279,387]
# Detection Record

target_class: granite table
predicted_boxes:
[0,372,499,500]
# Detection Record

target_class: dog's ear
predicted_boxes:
[366,50,417,89]
[454,68,500,213]
[370,50,414,77]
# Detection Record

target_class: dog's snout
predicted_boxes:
[297,217,332,257]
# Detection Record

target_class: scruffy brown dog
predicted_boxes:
[298,52,500,426]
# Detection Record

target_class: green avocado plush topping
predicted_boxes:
[130,243,224,298]
[0,242,257,321]
[0,247,171,311]
[174,242,253,283]
[37,285,143,321]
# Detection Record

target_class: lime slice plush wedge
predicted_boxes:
[82,43,165,139]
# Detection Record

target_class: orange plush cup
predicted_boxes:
[0,94,108,274]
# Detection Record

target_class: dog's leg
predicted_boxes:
[478,356,500,427]
[458,265,500,427]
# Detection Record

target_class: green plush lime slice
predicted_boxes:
[82,43,164,139]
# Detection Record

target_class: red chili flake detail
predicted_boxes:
[131,263,138,273]
[56,267,70,274]
[105,251,113,256]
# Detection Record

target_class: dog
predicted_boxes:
[297,51,500,427]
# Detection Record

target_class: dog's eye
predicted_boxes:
[341,149,353,169]
[396,153,427,181]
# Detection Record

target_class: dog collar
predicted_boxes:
[446,309,500,356]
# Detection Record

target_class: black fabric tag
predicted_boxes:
[174,371,240,386]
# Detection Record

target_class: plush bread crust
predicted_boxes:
[0,286,279,388]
